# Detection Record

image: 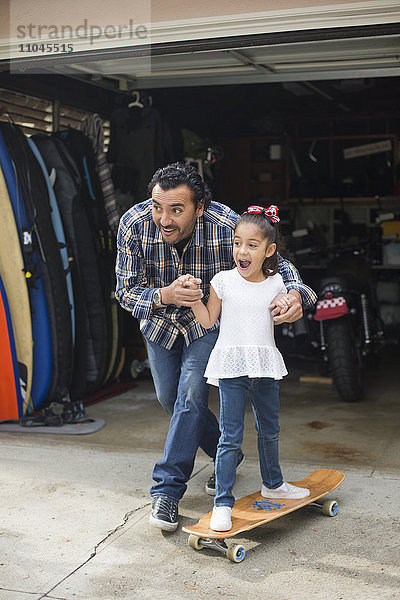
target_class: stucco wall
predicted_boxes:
[151,0,378,21]
[2,0,394,39]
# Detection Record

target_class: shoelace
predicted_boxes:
[154,497,177,518]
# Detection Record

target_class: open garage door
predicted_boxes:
[0,0,399,410]
[1,1,399,88]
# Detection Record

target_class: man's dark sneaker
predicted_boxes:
[149,496,179,531]
[236,449,245,471]
[205,472,216,496]
[205,450,245,496]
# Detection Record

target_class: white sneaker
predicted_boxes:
[261,481,310,499]
[210,506,232,531]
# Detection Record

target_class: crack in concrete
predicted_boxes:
[0,587,44,596]
[36,502,151,600]
[34,464,211,599]
[0,588,66,600]
[34,463,212,599]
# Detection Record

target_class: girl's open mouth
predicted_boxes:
[239,260,251,269]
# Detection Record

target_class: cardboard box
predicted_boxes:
[382,221,400,239]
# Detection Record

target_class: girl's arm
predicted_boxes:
[192,285,222,329]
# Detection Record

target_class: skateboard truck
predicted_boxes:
[188,534,246,563]
[310,499,339,516]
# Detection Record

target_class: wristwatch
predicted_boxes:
[153,288,166,308]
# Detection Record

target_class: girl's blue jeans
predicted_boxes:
[215,376,283,508]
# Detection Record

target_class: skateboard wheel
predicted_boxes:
[188,534,204,551]
[322,500,338,517]
[227,544,246,563]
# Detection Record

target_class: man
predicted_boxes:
[115,162,316,532]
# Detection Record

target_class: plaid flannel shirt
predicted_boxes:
[115,199,317,349]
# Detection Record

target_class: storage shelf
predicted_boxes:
[252,181,283,186]
[287,196,400,206]
[252,161,283,167]
[217,132,398,210]
[301,264,400,270]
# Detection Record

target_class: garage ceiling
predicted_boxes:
[3,3,400,89]
[1,3,399,108]
[61,29,400,89]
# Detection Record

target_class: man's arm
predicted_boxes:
[115,219,156,319]
[272,256,317,324]
[115,220,202,318]
[277,256,317,309]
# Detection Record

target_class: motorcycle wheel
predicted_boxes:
[325,317,363,402]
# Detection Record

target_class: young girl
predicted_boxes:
[181,205,310,532]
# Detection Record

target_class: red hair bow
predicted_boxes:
[245,205,280,223]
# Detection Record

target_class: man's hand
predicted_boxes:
[162,275,203,307]
[177,274,201,289]
[269,290,303,324]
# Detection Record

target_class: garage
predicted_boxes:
[1,0,399,408]
[0,1,399,596]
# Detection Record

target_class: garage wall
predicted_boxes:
[151,0,390,21]
[2,1,399,42]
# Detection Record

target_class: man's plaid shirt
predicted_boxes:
[115,199,317,349]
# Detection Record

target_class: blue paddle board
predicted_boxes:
[0,131,52,410]
[26,136,75,346]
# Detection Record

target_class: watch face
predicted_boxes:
[154,290,161,305]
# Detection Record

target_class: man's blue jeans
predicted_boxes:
[215,376,283,508]
[146,331,220,502]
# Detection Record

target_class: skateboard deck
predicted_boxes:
[183,469,345,562]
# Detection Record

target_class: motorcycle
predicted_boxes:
[286,230,387,402]
[310,245,385,401]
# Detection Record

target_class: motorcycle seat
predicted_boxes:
[318,274,363,292]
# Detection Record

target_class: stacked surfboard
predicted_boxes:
[0,123,123,421]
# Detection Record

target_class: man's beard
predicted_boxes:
[158,224,181,245]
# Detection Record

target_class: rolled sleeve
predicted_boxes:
[278,256,317,310]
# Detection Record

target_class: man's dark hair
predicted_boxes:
[148,162,212,210]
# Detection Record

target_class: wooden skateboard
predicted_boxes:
[182,469,345,562]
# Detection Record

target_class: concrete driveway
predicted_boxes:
[1,349,399,600]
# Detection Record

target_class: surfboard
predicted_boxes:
[26,136,75,346]
[0,129,52,411]
[0,273,23,420]
[33,134,104,398]
[0,166,32,412]
[1,124,73,405]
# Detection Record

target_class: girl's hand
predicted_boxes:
[178,274,202,289]
[274,293,293,312]
[162,275,203,307]
[270,290,303,324]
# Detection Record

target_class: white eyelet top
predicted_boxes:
[204,268,288,386]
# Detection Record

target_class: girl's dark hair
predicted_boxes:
[148,162,212,210]
[236,211,285,277]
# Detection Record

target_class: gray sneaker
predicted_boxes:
[206,450,245,496]
[149,496,178,531]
